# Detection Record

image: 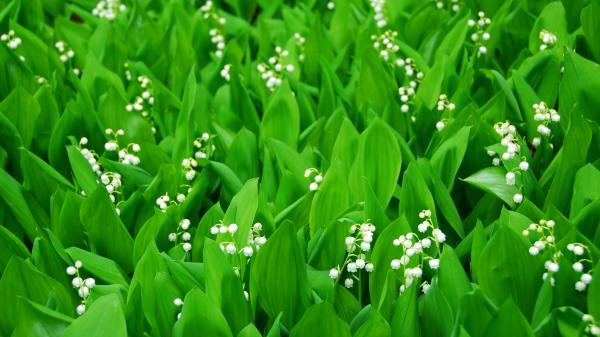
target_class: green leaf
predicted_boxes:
[309,160,352,236]
[0,257,72,336]
[290,302,351,337]
[483,299,535,337]
[173,288,233,337]
[545,106,592,215]
[478,225,541,319]
[390,284,420,337]
[0,224,30,271]
[463,167,517,207]
[0,167,38,240]
[582,0,600,62]
[438,245,472,313]
[80,187,134,272]
[251,221,311,328]
[261,81,300,149]
[430,127,470,191]
[64,247,130,288]
[349,118,402,207]
[62,293,127,337]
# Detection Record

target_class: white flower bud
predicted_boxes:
[573,262,584,272]
[519,161,529,171]
[575,281,587,292]
[309,182,319,191]
[344,278,354,288]
[390,259,401,270]
[513,193,523,204]
[174,298,183,306]
[74,260,83,268]
[365,263,374,272]
[429,259,440,270]
[84,278,96,288]
[228,223,238,234]
[66,266,77,275]
[78,286,90,298]
[581,273,593,284]
[529,247,539,256]
[76,304,86,315]
[225,243,236,254]
[180,219,191,230]
[329,268,339,279]
[182,232,191,241]
[168,233,177,242]
[505,172,516,185]
[182,242,192,252]
[243,246,253,257]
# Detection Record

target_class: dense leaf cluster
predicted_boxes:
[0,0,600,336]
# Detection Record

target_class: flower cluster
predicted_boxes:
[156,193,183,212]
[435,94,456,131]
[193,132,215,160]
[370,0,387,28]
[182,157,198,181]
[257,47,295,91]
[487,121,529,204]
[566,243,594,292]
[124,62,132,81]
[294,33,306,62]
[201,1,227,58]
[390,210,445,294]
[78,137,102,177]
[155,142,211,212]
[220,64,231,81]
[398,80,419,116]
[55,40,80,76]
[436,0,460,12]
[468,11,491,57]
[1,30,25,61]
[304,168,323,191]
[66,261,96,315]
[104,128,141,166]
[100,172,123,213]
[210,222,267,270]
[79,137,125,213]
[539,30,557,51]
[583,315,600,336]
[329,223,375,289]
[168,219,193,254]
[92,0,126,20]
[531,101,560,147]
[523,219,594,291]
[1,30,21,50]
[371,30,400,64]
[173,298,184,320]
[126,76,157,134]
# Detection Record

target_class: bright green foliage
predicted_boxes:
[0,0,599,336]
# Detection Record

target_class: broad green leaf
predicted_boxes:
[290,302,351,337]
[261,81,300,149]
[483,299,535,337]
[463,167,517,207]
[349,118,402,207]
[430,127,470,191]
[478,226,541,319]
[251,222,311,328]
[173,288,233,337]
[62,293,127,337]
[80,187,134,272]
